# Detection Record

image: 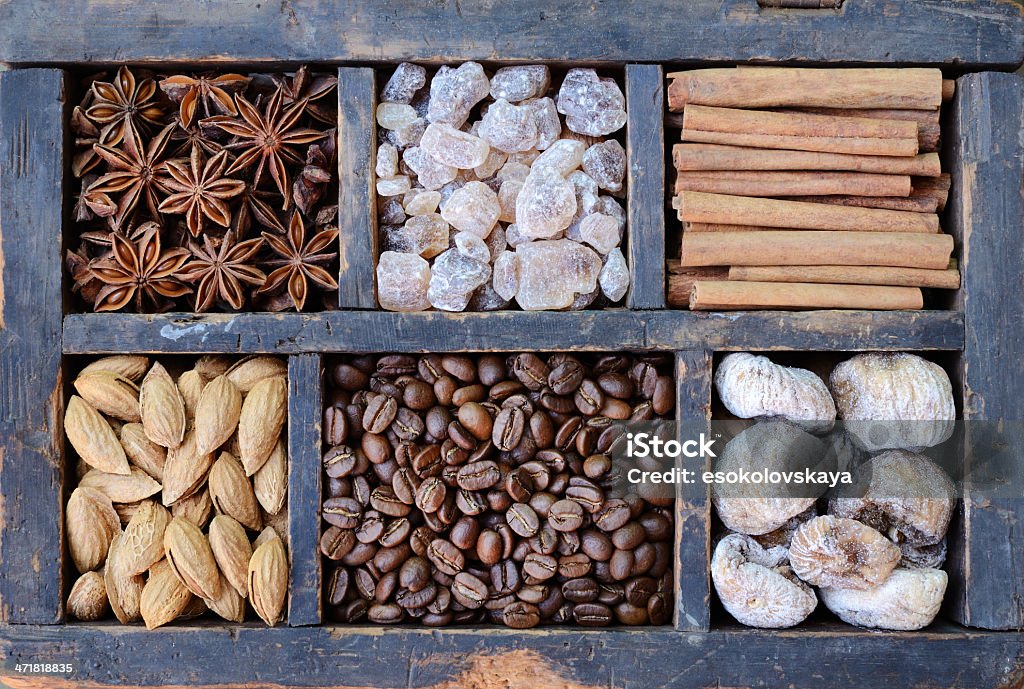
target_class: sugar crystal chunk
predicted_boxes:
[380,198,407,226]
[595,196,626,233]
[420,123,491,170]
[440,181,500,238]
[525,97,562,150]
[380,224,415,254]
[376,103,419,131]
[473,148,508,181]
[599,247,629,302]
[404,214,450,258]
[468,282,511,311]
[515,239,602,311]
[484,225,507,260]
[498,178,523,223]
[478,99,540,153]
[556,68,627,137]
[376,143,399,178]
[570,285,600,310]
[427,248,492,312]
[454,231,491,263]
[404,190,442,216]
[505,223,528,248]
[583,140,626,193]
[377,251,431,311]
[492,250,520,301]
[392,118,427,149]
[490,65,551,103]
[427,62,490,128]
[509,149,541,167]
[516,167,577,239]
[579,213,620,255]
[497,161,531,184]
[382,63,427,104]
[403,146,457,190]
[533,139,586,176]
[376,175,411,197]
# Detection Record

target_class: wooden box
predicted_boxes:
[0,2,1022,687]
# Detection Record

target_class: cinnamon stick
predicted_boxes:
[680,231,954,269]
[681,128,919,157]
[665,264,729,308]
[777,195,939,213]
[674,191,940,234]
[666,67,944,112]
[912,174,951,211]
[672,144,942,177]
[728,262,960,289]
[684,105,918,140]
[689,280,924,311]
[674,171,911,197]
[942,79,956,102]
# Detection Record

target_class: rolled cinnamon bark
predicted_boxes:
[680,231,954,269]
[689,280,924,311]
[674,191,940,233]
[674,171,911,197]
[777,195,939,213]
[672,144,942,177]
[665,264,730,308]
[770,107,941,152]
[912,174,952,211]
[942,79,956,102]
[684,105,918,139]
[681,128,919,157]
[728,262,960,289]
[666,67,944,111]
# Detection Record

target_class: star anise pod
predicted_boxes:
[88,121,176,226]
[204,88,325,209]
[272,65,338,124]
[234,184,287,237]
[259,211,339,312]
[71,105,118,178]
[293,129,336,216]
[85,66,165,146]
[178,231,266,312]
[160,73,251,129]
[158,144,246,237]
[89,225,191,312]
[169,121,224,158]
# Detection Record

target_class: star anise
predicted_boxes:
[272,65,338,124]
[88,121,176,226]
[259,212,339,312]
[158,144,246,237]
[234,185,287,237]
[178,231,266,312]
[169,121,225,158]
[71,105,117,178]
[89,226,191,312]
[85,66,165,146]
[204,88,325,209]
[160,73,251,129]
[293,130,336,216]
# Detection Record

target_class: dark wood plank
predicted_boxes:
[0,622,1021,688]
[0,1,1020,68]
[625,64,666,310]
[945,71,1024,631]
[61,310,965,354]
[286,354,323,626]
[674,351,712,631]
[336,67,378,309]
[0,69,67,625]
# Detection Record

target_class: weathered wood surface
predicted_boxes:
[673,351,712,631]
[286,355,323,626]
[0,69,67,625]
[0,1,1020,67]
[336,68,378,309]
[60,310,965,354]
[945,72,1024,631]
[625,64,665,310]
[0,622,1021,688]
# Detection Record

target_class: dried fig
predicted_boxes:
[789,516,900,590]
[899,540,947,570]
[820,567,947,630]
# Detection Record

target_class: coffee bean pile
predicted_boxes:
[320,353,676,627]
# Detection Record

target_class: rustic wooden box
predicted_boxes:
[1,1,1022,687]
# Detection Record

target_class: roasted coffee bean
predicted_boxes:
[409,526,433,558]
[502,601,540,629]
[615,602,648,626]
[506,503,540,538]
[529,491,557,518]
[581,529,614,562]
[415,477,447,513]
[342,598,368,623]
[392,467,420,505]
[354,567,376,600]
[488,380,524,402]
[321,526,356,560]
[612,522,646,550]
[391,408,424,441]
[626,577,659,607]
[558,553,592,579]
[456,402,492,441]
[396,583,438,609]
[548,360,585,395]
[457,460,501,491]
[476,530,502,565]
[440,355,476,383]
[566,480,604,514]
[652,376,674,415]
[328,567,350,605]
[549,499,584,532]
[538,586,565,619]
[647,592,669,625]
[368,486,411,517]
[562,577,600,603]
[324,445,357,478]
[553,603,575,624]
[631,361,658,399]
[476,354,505,386]
[485,592,518,612]
[428,586,452,614]
[609,549,635,581]
[517,584,549,604]
[597,372,634,400]
[594,499,631,532]
[361,432,391,464]
[523,553,558,581]
[633,542,656,576]
[351,475,372,506]
[374,543,411,573]
[433,376,458,406]
[630,402,654,422]
[512,354,549,391]
[363,394,398,434]
[417,355,443,383]
[640,512,672,542]
[573,602,613,626]
[528,523,559,556]
[519,461,550,491]
[323,497,362,529]
[583,454,612,480]
[333,363,370,391]
[380,518,411,548]
[491,559,521,595]
[558,531,581,557]
[427,539,464,576]
[452,384,486,407]
[538,391,576,415]
[452,572,488,609]
[402,379,436,410]
[456,488,488,516]
[326,476,350,498]
[503,467,533,503]
[367,603,404,624]
[554,417,582,452]
[528,411,555,449]
[574,379,604,416]
[342,541,378,567]
[450,515,480,550]
[355,511,385,544]
[598,582,625,606]
[324,407,349,446]
[492,407,525,451]
[400,556,432,592]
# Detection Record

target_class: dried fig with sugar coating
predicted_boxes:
[789,516,900,590]
[751,505,817,549]
[715,353,836,434]
[711,533,817,629]
[820,568,947,630]
[829,353,954,451]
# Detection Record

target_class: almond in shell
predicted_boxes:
[79,467,161,503]
[120,422,166,482]
[67,571,109,621]
[248,534,288,626]
[226,356,287,393]
[121,500,173,576]
[79,355,150,383]
[171,488,213,529]
[65,395,131,476]
[163,517,222,600]
[74,371,142,423]
[204,575,245,623]
[208,515,252,598]
[105,532,145,623]
[195,355,234,381]
[161,430,214,506]
[238,376,287,476]
[67,486,121,573]
[195,375,242,456]
[177,369,206,423]
[254,437,287,516]
[140,559,193,630]
[140,362,186,449]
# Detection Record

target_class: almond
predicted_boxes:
[67,571,109,621]
[67,486,121,573]
[248,534,288,626]
[163,517,222,600]
[121,500,172,576]
[177,369,206,423]
[226,356,287,393]
[195,375,242,456]
[253,525,281,551]
[113,501,144,526]
[79,355,150,382]
[79,467,161,503]
[238,376,287,475]
[161,430,214,506]
[74,371,142,423]
[105,532,145,623]
[208,452,262,531]
[171,488,213,529]
[204,575,245,623]
[140,559,193,630]
[208,515,252,598]
[65,396,131,476]
[195,355,234,381]
[261,508,290,550]
[254,437,287,516]
[120,422,166,482]
[178,596,208,620]
[140,362,186,449]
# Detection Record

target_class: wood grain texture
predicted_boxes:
[0,622,1021,688]
[60,310,964,354]
[945,72,1024,631]
[0,69,67,625]
[286,354,323,626]
[0,1,1020,67]
[674,351,712,632]
[336,68,378,309]
[625,64,665,310]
